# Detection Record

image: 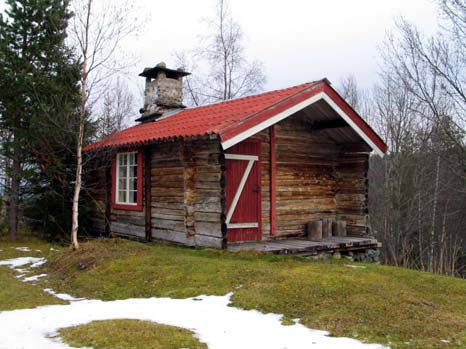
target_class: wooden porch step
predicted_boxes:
[227,237,380,256]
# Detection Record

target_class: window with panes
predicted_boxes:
[116,152,139,205]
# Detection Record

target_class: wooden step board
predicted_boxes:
[227,237,380,255]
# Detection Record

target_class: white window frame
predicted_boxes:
[115,151,139,205]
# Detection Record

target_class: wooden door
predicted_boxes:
[225,140,261,242]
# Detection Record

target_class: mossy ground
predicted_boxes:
[0,236,66,310]
[59,319,207,349]
[2,237,466,348]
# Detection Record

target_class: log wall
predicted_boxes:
[248,116,370,240]
[272,118,340,238]
[335,152,369,237]
[86,120,371,246]
[150,138,224,248]
[86,137,224,247]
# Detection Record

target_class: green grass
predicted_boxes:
[0,236,66,310]
[2,237,466,348]
[42,239,466,348]
[59,319,207,349]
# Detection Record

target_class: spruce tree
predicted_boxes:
[0,0,82,239]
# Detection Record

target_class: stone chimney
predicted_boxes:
[137,62,190,123]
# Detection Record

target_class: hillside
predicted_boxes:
[1,237,466,348]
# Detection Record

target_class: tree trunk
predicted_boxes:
[428,155,441,273]
[70,118,83,250]
[7,148,20,239]
[70,72,86,250]
[417,191,425,271]
[438,200,448,274]
[1,149,11,225]
[70,0,92,251]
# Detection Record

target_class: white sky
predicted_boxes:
[1,0,440,109]
[126,0,440,91]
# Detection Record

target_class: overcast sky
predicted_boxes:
[126,0,439,91]
[1,0,440,107]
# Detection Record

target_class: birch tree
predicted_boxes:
[175,0,266,106]
[368,0,466,275]
[69,0,140,249]
[96,78,134,139]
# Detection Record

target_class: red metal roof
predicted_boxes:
[84,80,387,154]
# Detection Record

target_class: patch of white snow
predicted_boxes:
[31,259,47,268]
[0,293,389,349]
[0,257,45,269]
[23,274,48,282]
[345,264,367,269]
[43,289,85,302]
[15,247,32,252]
[0,256,389,349]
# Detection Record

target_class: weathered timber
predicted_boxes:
[333,220,347,237]
[144,146,152,241]
[307,220,322,241]
[196,234,223,248]
[148,138,223,246]
[228,237,380,256]
[335,152,369,237]
[321,218,333,238]
[104,162,112,237]
[112,221,145,238]
[182,140,196,237]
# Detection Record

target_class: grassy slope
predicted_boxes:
[0,237,66,310]
[38,238,466,349]
[59,320,207,349]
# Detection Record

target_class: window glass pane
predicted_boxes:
[118,190,126,203]
[127,152,134,165]
[130,164,137,177]
[119,154,127,166]
[128,190,136,203]
[119,178,127,191]
[118,165,126,179]
[131,177,138,191]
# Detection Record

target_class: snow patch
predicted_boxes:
[31,259,47,268]
[0,293,388,349]
[43,289,85,302]
[345,264,367,269]
[23,274,48,282]
[0,256,388,349]
[15,247,32,252]
[0,257,45,269]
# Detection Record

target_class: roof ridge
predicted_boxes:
[179,81,317,113]
[218,81,322,134]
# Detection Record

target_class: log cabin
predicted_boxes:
[83,62,387,257]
